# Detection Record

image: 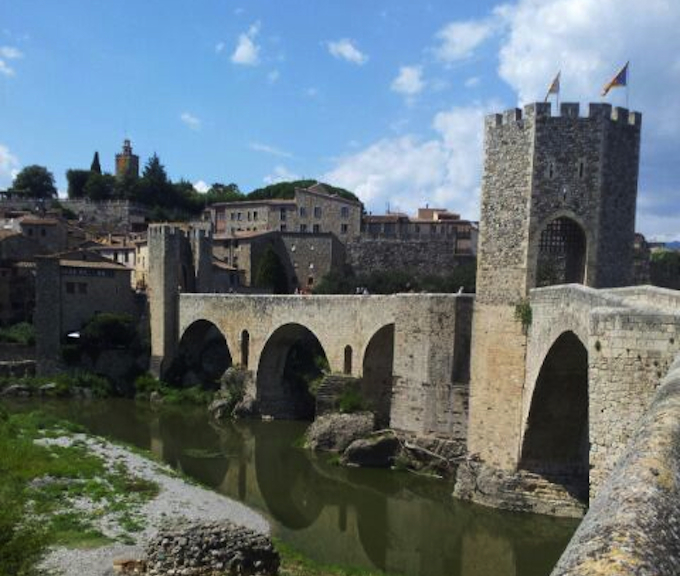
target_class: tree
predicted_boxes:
[137,153,172,206]
[11,165,57,198]
[90,151,102,174]
[83,173,115,201]
[66,169,91,199]
[254,245,289,294]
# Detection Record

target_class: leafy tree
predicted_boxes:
[205,182,244,204]
[136,153,173,206]
[248,179,359,203]
[114,171,138,200]
[83,173,115,201]
[66,169,91,199]
[90,151,102,174]
[254,245,289,294]
[11,165,57,198]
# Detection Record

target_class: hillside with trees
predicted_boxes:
[63,153,358,220]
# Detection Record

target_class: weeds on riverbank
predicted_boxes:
[276,540,400,576]
[0,406,159,573]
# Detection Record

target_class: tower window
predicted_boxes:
[548,162,556,180]
[578,160,585,179]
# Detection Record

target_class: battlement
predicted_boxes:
[486,102,641,128]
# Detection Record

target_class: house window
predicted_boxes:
[28,229,33,236]
[341,224,348,234]
[313,224,320,233]
[41,228,46,237]
[314,206,322,218]
[230,212,235,220]
[66,282,75,294]
[299,207,307,218]
[341,206,349,218]
[78,283,87,294]
[280,224,287,232]
[300,224,307,233]
[253,211,258,221]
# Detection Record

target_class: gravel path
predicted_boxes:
[37,435,269,576]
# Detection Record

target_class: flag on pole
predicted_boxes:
[544,71,560,102]
[601,62,629,97]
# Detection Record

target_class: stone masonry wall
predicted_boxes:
[347,237,473,278]
[525,284,680,498]
[551,355,680,576]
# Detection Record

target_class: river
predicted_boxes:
[9,398,578,576]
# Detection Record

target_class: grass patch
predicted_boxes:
[276,540,400,576]
[0,407,161,573]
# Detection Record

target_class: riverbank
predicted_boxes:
[0,407,394,576]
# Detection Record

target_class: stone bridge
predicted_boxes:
[174,293,472,437]
[519,284,680,497]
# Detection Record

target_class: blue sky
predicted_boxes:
[1,0,678,239]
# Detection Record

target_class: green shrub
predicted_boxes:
[134,373,162,399]
[338,387,367,414]
[0,322,36,346]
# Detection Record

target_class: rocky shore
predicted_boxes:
[35,434,269,576]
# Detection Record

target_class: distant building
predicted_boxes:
[204,183,363,242]
[115,139,139,179]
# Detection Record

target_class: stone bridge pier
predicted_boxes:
[164,293,472,437]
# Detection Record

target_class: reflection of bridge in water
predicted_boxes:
[140,406,575,576]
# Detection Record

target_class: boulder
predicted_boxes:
[232,395,260,419]
[304,412,374,452]
[342,430,401,468]
[208,397,231,420]
[145,520,279,576]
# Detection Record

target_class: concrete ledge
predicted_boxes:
[551,355,680,575]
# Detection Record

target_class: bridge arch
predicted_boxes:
[361,323,395,428]
[169,319,232,387]
[520,330,589,501]
[529,211,590,288]
[257,322,329,420]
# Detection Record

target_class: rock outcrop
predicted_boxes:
[145,520,279,576]
[304,412,375,452]
[342,431,400,468]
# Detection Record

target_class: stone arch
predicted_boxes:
[241,330,250,368]
[169,319,232,387]
[344,345,352,375]
[361,324,395,428]
[256,323,329,420]
[520,330,589,501]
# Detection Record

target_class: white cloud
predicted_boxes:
[391,65,425,97]
[435,20,496,62]
[465,76,481,88]
[264,165,299,185]
[0,46,22,59]
[0,45,21,77]
[0,60,14,76]
[0,144,20,188]
[327,39,368,65]
[193,180,210,193]
[180,112,201,131]
[231,21,260,66]
[267,69,280,84]
[305,87,319,98]
[323,102,500,218]
[215,42,225,54]
[250,142,292,159]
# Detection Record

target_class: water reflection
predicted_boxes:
[11,399,577,576]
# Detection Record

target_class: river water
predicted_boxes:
[10,399,578,576]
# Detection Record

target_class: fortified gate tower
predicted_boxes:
[468,102,642,470]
